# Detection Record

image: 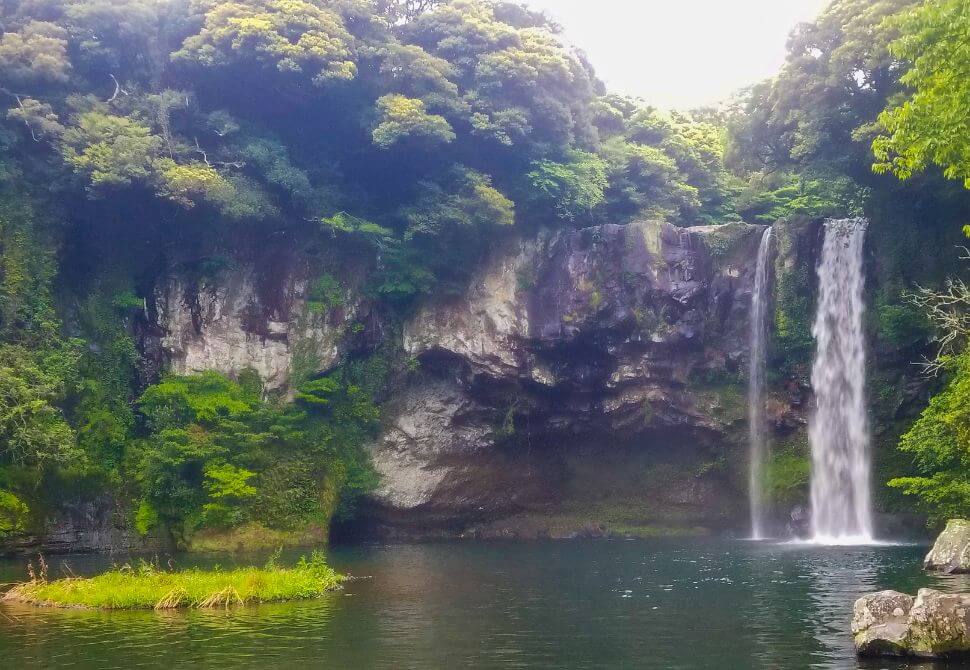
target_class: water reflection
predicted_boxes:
[0,540,950,669]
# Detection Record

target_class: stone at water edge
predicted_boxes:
[906,589,970,657]
[925,519,970,573]
[853,589,970,659]
[852,590,913,657]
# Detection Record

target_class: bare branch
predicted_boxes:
[908,252,970,374]
[193,138,245,169]
[107,74,128,103]
[13,95,39,142]
[194,137,210,166]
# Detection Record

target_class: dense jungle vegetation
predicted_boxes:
[0,0,967,545]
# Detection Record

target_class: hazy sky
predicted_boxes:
[523,0,832,109]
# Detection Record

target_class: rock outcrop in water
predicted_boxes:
[924,519,970,573]
[149,219,771,538]
[854,589,970,659]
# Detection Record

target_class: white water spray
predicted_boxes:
[808,218,874,544]
[748,227,773,540]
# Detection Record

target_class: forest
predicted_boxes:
[0,0,968,550]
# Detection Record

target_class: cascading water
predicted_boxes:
[808,218,874,544]
[748,227,773,540]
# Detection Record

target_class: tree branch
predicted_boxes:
[107,74,128,103]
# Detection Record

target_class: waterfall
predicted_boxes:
[808,218,874,544]
[748,227,773,540]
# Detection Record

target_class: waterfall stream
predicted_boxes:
[748,227,773,540]
[808,218,874,544]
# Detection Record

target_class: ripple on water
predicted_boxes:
[0,539,961,670]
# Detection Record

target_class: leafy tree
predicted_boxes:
[727,0,917,177]
[0,344,76,467]
[736,171,869,224]
[0,490,29,537]
[133,368,380,540]
[6,97,64,141]
[889,349,970,524]
[872,0,970,188]
[526,151,607,223]
[61,110,161,187]
[372,94,455,148]
[0,21,71,86]
[172,0,358,85]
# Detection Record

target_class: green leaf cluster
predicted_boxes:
[889,350,970,524]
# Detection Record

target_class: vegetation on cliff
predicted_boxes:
[0,0,749,545]
[0,0,966,543]
[726,0,970,525]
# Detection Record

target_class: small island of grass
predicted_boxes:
[2,553,345,610]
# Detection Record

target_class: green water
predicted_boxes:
[1,539,966,669]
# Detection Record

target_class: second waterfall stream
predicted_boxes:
[748,227,773,539]
[808,218,874,543]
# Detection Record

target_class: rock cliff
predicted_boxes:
[150,219,774,538]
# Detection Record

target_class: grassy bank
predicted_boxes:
[2,553,345,609]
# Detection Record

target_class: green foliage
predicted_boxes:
[306,274,344,313]
[736,171,870,224]
[771,256,815,381]
[372,94,455,148]
[727,0,917,175]
[133,367,380,540]
[872,0,970,188]
[61,110,162,188]
[6,98,64,142]
[876,295,931,348]
[0,489,30,537]
[0,20,71,86]
[526,151,608,223]
[889,349,970,524]
[172,0,358,84]
[704,221,748,259]
[403,168,514,238]
[764,449,810,509]
[0,344,76,467]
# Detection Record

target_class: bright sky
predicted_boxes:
[523,0,832,109]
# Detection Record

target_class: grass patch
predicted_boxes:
[2,552,345,610]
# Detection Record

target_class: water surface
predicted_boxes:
[1,539,965,669]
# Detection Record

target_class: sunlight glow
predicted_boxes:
[524,0,832,109]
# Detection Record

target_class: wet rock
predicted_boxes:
[366,219,769,533]
[907,589,970,657]
[853,589,970,659]
[925,519,970,573]
[852,590,914,656]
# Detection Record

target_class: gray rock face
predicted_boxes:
[925,519,970,573]
[1,497,165,556]
[153,264,363,391]
[366,220,771,533]
[854,589,970,659]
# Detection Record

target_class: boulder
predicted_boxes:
[907,589,970,657]
[852,591,914,656]
[925,519,970,573]
[853,589,970,659]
